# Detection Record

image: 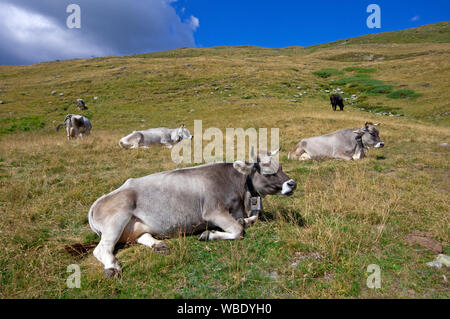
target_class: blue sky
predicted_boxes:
[173,0,450,48]
[0,0,449,65]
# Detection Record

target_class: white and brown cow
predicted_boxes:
[88,149,296,277]
[56,114,92,140]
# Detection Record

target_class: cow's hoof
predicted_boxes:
[153,241,170,255]
[238,218,251,228]
[199,230,211,241]
[104,268,120,278]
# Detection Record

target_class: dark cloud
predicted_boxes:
[0,0,199,65]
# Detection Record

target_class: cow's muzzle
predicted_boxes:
[281,179,296,196]
[375,142,385,148]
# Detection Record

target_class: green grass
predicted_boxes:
[387,89,423,99]
[0,116,46,134]
[313,68,342,78]
[365,85,394,95]
[334,74,373,85]
[343,67,377,73]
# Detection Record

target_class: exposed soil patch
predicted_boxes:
[405,230,443,254]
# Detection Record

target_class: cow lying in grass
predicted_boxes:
[88,148,296,277]
[56,114,92,140]
[288,122,384,161]
[119,125,193,149]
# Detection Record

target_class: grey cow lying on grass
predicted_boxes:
[56,114,92,140]
[119,124,193,149]
[288,122,384,160]
[87,148,296,277]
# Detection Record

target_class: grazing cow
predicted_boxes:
[119,125,193,149]
[88,148,296,277]
[288,122,384,161]
[330,94,344,111]
[76,99,87,110]
[56,114,92,140]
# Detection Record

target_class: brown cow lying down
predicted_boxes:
[88,149,296,277]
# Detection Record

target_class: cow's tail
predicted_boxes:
[88,197,102,237]
[56,114,72,131]
[55,123,65,131]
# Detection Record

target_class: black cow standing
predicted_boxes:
[330,94,344,111]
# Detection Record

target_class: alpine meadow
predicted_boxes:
[0,22,449,298]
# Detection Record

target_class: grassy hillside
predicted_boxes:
[0,23,449,298]
[312,21,450,48]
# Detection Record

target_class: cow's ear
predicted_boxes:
[353,129,365,135]
[233,161,254,175]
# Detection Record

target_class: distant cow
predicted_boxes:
[56,114,92,140]
[288,122,384,161]
[119,125,193,149]
[330,94,344,111]
[88,148,296,277]
[76,99,87,110]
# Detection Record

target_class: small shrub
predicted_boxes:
[373,164,383,172]
[313,68,342,78]
[387,89,422,99]
[366,85,394,95]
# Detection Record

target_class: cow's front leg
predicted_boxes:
[136,233,170,255]
[199,210,244,241]
[69,127,77,139]
[240,214,259,228]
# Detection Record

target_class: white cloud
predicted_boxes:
[410,15,420,22]
[188,15,200,31]
[0,3,107,64]
[0,0,200,65]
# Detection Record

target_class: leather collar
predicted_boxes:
[245,174,260,197]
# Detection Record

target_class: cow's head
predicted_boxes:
[173,124,193,142]
[233,148,297,197]
[354,122,384,149]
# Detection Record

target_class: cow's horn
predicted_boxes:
[270,147,280,156]
[373,123,380,126]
